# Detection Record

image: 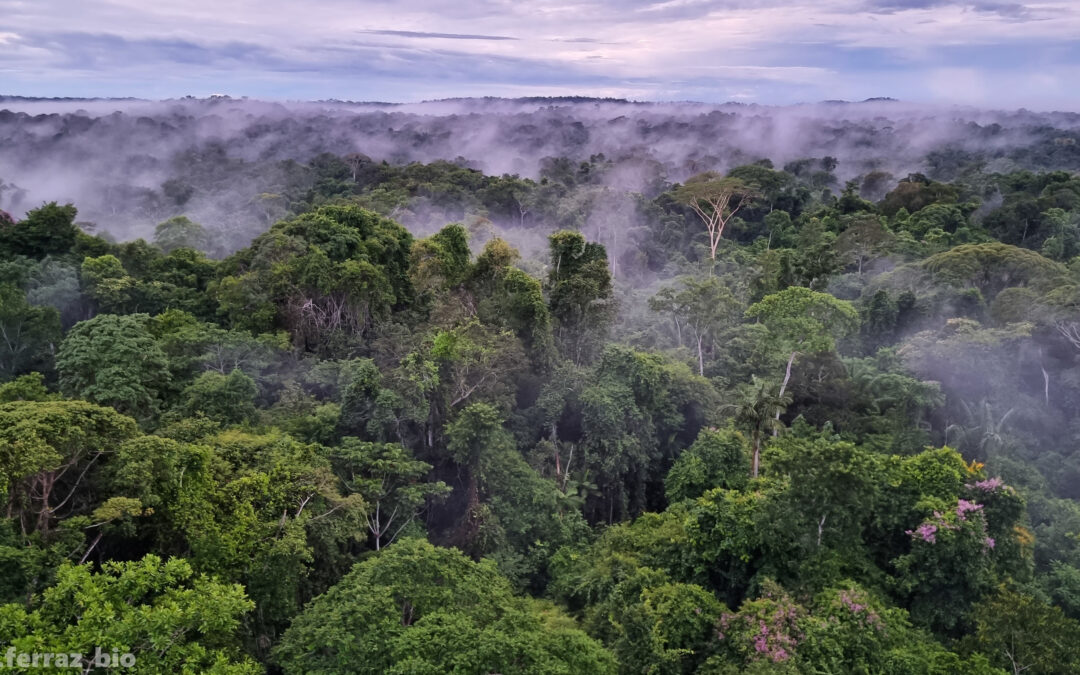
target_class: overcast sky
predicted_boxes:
[1,0,1077,107]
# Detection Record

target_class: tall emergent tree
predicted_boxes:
[673,173,758,259]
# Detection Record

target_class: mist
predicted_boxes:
[2,95,1079,252]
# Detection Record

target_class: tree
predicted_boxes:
[745,287,859,435]
[25,257,83,327]
[727,163,798,214]
[898,319,1035,414]
[0,555,258,674]
[904,203,968,239]
[569,345,712,523]
[56,313,171,420]
[879,175,958,217]
[836,216,894,277]
[546,230,615,364]
[430,317,525,411]
[445,402,513,553]
[0,372,57,403]
[178,369,258,425]
[673,173,758,259]
[213,205,414,350]
[330,439,450,550]
[104,429,365,653]
[410,223,471,297]
[892,495,1005,634]
[596,568,725,674]
[709,580,1002,674]
[732,377,792,478]
[79,254,136,314]
[471,238,556,368]
[945,400,1017,463]
[442,401,581,578]
[154,215,211,253]
[0,400,137,536]
[964,589,1080,674]
[919,242,1068,301]
[274,538,614,674]
[0,202,79,259]
[0,283,61,381]
[711,580,806,668]
[764,434,882,551]
[1058,319,1080,352]
[344,152,373,183]
[649,275,743,376]
[860,170,895,202]
[666,427,750,502]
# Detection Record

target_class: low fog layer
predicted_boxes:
[2,96,1079,246]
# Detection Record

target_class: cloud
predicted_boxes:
[0,0,1078,107]
[28,33,275,70]
[864,0,1032,19]
[359,29,518,41]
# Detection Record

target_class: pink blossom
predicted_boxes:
[906,522,938,543]
[970,477,1003,492]
[985,537,995,550]
[957,499,983,520]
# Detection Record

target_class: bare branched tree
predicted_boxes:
[1057,320,1080,352]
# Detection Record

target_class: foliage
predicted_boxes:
[274,538,614,674]
[0,283,61,380]
[0,555,259,673]
[1,143,1079,673]
[56,313,171,420]
[546,230,615,364]
[666,428,750,502]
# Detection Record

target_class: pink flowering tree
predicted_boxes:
[713,580,805,667]
[798,584,896,667]
[966,476,1030,580]
[892,496,999,633]
[707,580,1006,673]
[798,582,1005,673]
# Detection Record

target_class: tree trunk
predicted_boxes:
[372,502,383,551]
[774,350,796,437]
[453,472,481,553]
[751,430,761,478]
[35,472,55,535]
[697,334,705,377]
[79,531,104,564]
[1042,364,1050,407]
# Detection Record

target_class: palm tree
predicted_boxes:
[731,376,793,478]
[945,399,1016,461]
